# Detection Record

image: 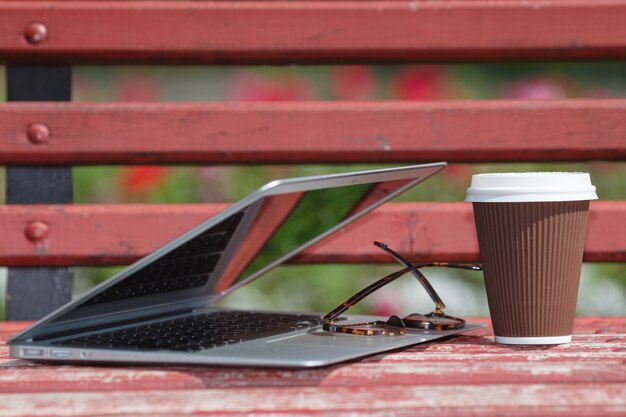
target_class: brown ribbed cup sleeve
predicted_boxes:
[472,201,589,338]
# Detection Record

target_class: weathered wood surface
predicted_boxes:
[2,101,626,164]
[0,202,623,266]
[3,1,626,63]
[0,318,624,416]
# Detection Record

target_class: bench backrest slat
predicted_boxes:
[2,1,626,63]
[1,101,626,164]
[0,202,623,265]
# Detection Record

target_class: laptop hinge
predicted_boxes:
[30,307,195,342]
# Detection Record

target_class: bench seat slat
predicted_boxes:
[1,351,625,392]
[2,1,626,63]
[0,202,622,266]
[2,101,626,164]
[0,383,624,416]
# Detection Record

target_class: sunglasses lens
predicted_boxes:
[385,315,406,328]
[403,313,464,329]
[323,321,406,336]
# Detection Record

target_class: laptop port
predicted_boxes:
[22,348,43,357]
[50,350,69,358]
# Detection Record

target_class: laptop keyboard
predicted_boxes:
[52,311,323,352]
[82,211,245,306]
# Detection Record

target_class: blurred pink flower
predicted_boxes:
[330,66,376,100]
[502,77,568,99]
[117,74,159,101]
[391,66,445,100]
[368,289,404,317]
[120,166,167,196]
[229,73,313,101]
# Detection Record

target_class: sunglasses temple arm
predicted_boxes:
[323,263,421,322]
[373,241,446,309]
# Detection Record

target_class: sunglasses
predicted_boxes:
[322,241,482,336]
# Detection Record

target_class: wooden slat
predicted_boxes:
[0,201,623,266]
[2,101,626,164]
[1,348,625,393]
[2,1,626,63]
[0,204,227,266]
[0,385,624,417]
[1,359,625,393]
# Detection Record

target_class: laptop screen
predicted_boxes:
[75,180,400,306]
[78,182,374,307]
[48,173,429,324]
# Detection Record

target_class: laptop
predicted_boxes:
[9,162,482,367]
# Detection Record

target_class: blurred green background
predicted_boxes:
[1,63,625,319]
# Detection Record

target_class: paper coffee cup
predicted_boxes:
[466,173,597,345]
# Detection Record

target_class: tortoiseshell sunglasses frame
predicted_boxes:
[322,241,482,336]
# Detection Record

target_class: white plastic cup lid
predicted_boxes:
[465,172,598,203]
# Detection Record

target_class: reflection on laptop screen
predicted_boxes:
[55,176,417,321]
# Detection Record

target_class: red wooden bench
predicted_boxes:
[1,1,625,415]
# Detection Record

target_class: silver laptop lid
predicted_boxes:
[11,163,445,343]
